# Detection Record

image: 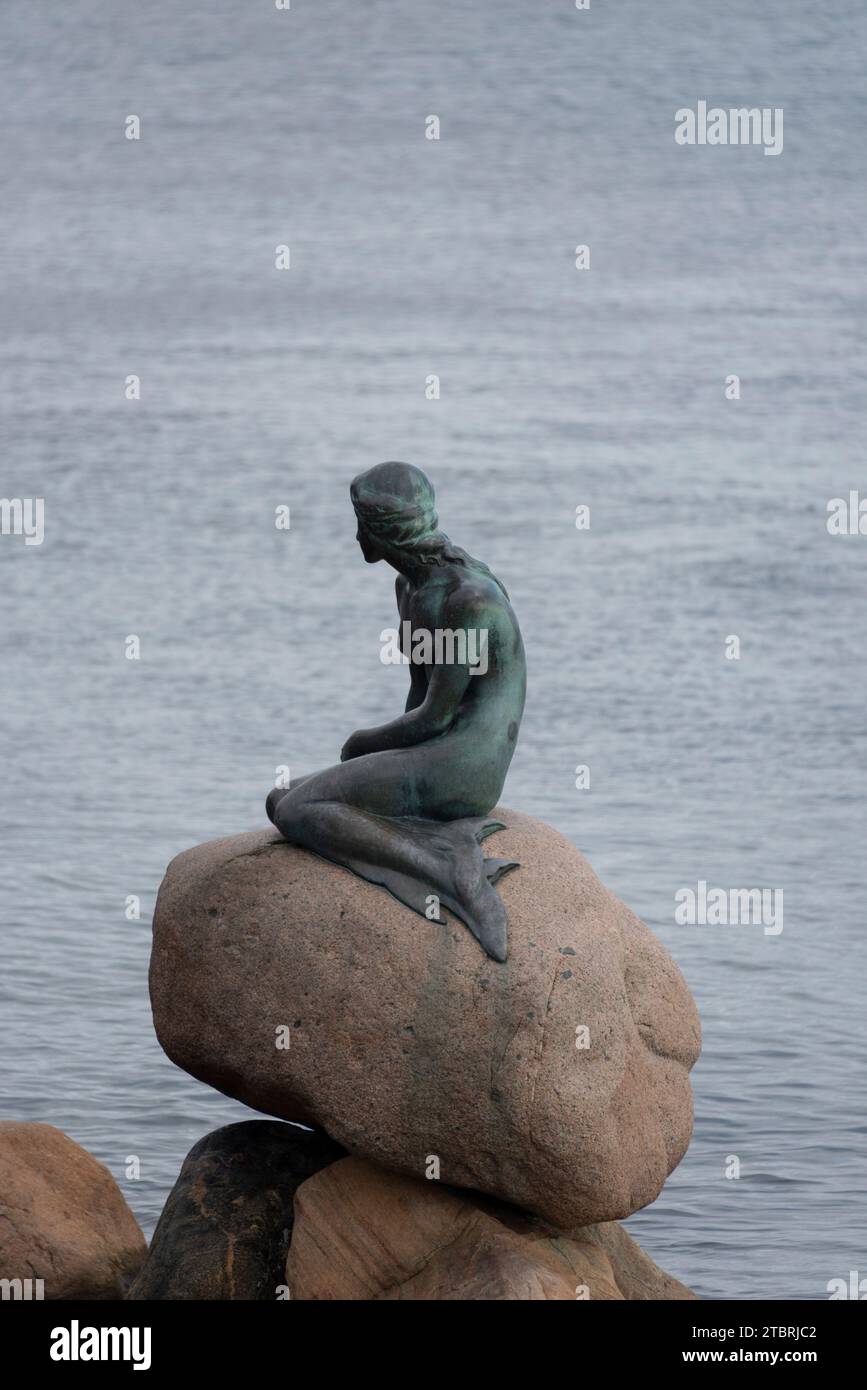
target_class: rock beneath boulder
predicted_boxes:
[150,807,700,1229]
[127,1121,344,1300]
[0,1122,145,1299]
[286,1156,696,1300]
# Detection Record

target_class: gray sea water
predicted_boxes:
[2,0,865,1301]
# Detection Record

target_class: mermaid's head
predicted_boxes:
[350,460,508,596]
[350,462,440,564]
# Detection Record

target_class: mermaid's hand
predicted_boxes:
[340,729,374,762]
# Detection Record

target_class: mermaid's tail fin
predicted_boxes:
[437,874,511,962]
[483,856,520,886]
[331,813,518,963]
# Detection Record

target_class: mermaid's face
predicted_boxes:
[355,519,383,563]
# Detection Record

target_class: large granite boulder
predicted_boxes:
[127,1121,344,1301]
[0,1122,146,1299]
[286,1156,696,1300]
[150,807,700,1229]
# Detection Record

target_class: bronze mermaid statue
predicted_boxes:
[266,461,526,962]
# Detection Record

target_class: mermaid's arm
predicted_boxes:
[341,660,470,760]
[404,662,427,713]
[394,574,426,712]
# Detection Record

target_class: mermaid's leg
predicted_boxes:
[265,770,323,825]
[270,757,516,961]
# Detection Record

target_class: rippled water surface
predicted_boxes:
[2,0,865,1299]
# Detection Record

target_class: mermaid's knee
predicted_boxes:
[272,786,321,844]
[265,784,291,825]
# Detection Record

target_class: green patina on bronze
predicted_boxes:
[267,462,526,961]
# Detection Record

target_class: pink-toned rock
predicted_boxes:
[285,1156,696,1300]
[0,1123,146,1299]
[150,807,700,1229]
